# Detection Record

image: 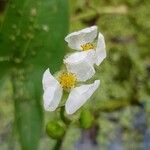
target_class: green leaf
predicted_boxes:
[12,70,43,150]
[1,0,69,149]
[0,0,68,75]
[0,60,11,79]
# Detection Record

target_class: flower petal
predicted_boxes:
[64,51,88,64]
[65,80,100,114]
[43,83,63,111]
[65,26,98,50]
[64,51,96,82]
[95,33,106,66]
[64,50,95,65]
[42,68,58,91]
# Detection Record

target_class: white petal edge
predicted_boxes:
[43,83,63,111]
[65,80,100,114]
[42,68,59,91]
[65,26,98,50]
[64,52,96,82]
[95,33,106,66]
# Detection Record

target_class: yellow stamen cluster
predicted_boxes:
[59,72,77,89]
[81,43,94,51]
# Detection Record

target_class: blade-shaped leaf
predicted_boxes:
[1,0,69,149]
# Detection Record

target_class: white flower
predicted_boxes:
[64,26,106,81]
[42,69,100,115]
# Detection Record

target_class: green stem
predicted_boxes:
[60,106,70,125]
[52,139,63,150]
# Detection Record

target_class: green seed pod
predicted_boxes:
[46,121,65,139]
[79,110,94,129]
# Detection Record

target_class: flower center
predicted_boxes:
[59,72,77,89]
[81,43,94,51]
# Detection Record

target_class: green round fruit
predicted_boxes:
[79,110,94,129]
[46,121,65,139]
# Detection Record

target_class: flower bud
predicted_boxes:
[46,121,65,139]
[79,110,94,129]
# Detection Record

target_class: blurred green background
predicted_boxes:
[0,0,149,150]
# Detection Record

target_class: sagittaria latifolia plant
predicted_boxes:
[42,26,106,115]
